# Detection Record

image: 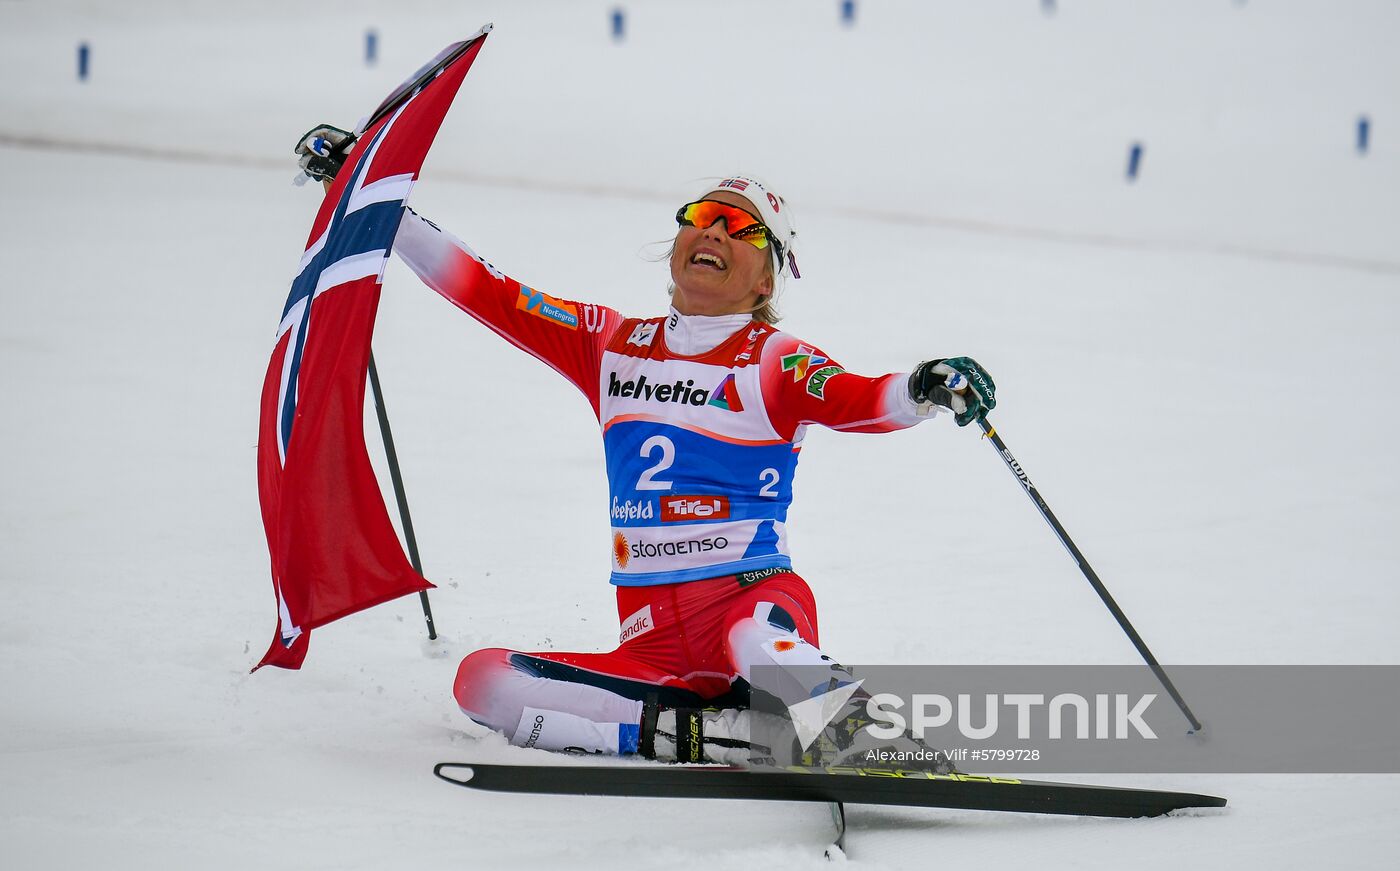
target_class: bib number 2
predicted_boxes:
[636,436,675,490]
[634,435,783,497]
[758,467,780,498]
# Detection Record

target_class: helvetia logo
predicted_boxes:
[707,374,744,412]
[608,372,710,407]
[606,372,744,412]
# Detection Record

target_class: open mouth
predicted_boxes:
[690,251,726,271]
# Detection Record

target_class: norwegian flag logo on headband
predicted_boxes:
[703,176,800,279]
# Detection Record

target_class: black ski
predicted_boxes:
[433,762,1225,819]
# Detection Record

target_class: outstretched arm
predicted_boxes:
[292,121,625,412]
[392,209,624,414]
[761,334,995,436]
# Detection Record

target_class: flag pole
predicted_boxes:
[367,351,437,640]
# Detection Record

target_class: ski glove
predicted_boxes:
[908,357,997,426]
[294,124,354,183]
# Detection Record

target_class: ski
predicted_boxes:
[433,761,1226,819]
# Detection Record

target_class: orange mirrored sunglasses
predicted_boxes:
[675,200,776,253]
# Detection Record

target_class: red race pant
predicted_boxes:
[452,571,835,753]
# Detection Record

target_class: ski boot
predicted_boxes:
[797,686,960,774]
[639,700,777,766]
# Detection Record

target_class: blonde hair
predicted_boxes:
[750,257,781,324]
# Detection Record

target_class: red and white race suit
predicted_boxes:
[394,210,940,753]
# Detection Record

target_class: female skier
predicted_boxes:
[392,177,994,763]
[297,133,995,762]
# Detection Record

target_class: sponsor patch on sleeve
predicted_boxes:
[780,345,828,382]
[516,286,579,329]
[805,365,845,399]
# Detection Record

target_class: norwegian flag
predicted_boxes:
[254,34,488,671]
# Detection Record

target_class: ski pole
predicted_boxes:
[976,416,1202,733]
[368,351,437,640]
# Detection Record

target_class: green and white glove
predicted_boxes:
[908,357,997,426]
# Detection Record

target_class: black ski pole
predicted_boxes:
[976,416,1202,733]
[367,351,437,640]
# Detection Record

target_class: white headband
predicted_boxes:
[699,176,801,279]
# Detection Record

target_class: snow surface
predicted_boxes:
[2,0,1398,867]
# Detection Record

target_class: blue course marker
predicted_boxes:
[1127,142,1143,181]
[1357,116,1370,154]
[366,29,378,66]
[840,0,856,26]
[77,42,90,81]
[612,8,625,41]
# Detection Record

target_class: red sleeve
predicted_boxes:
[760,332,934,438]
[393,210,624,416]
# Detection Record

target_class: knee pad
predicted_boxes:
[728,602,851,704]
[452,648,517,731]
